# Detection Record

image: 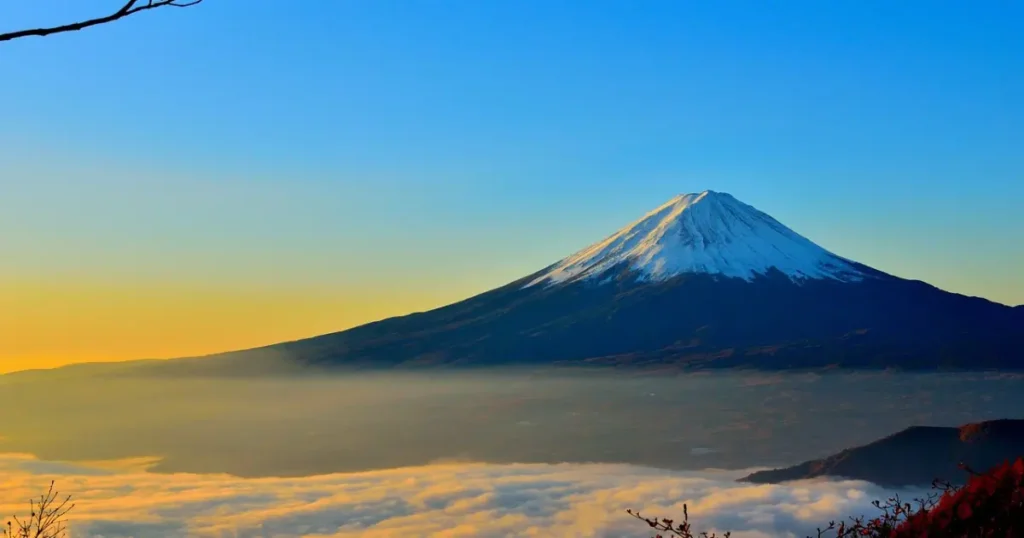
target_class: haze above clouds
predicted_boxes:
[3,371,1024,477]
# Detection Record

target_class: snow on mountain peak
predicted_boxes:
[526,190,867,287]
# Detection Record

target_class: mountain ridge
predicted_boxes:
[740,419,1024,487]
[124,191,1024,374]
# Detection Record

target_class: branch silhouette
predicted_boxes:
[0,0,203,43]
[4,481,74,538]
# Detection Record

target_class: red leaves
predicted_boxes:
[864,457,1024,538]
[630,458,1024,538]
[956,502,973,521]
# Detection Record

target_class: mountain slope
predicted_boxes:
[740,419,1024,487]
[177,191,1022,372]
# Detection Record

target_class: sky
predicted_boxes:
[0,0,1022,372]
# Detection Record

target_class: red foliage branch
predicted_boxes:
[629,458,1024,538]
[888,458,1024,537]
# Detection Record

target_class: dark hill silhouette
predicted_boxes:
[741,419,1024,487]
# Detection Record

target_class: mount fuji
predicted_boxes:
[165,191,1024,373]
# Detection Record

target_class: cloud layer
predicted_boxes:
[0,453,921,538]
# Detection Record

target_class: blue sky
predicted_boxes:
[0,0,1022,367]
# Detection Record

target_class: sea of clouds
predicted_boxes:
[0,453,925,538]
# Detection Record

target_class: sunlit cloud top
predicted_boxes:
[0,453,923,538]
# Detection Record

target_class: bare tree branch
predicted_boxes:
[4,480,74,538]
[0,0,203,43]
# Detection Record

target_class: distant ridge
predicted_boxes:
[741,419,1024,487]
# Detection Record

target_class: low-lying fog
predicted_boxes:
[2,368,1022,477]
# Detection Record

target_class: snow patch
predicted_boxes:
[527,190,866,287]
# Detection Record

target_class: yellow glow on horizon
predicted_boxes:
[0,279,463,374]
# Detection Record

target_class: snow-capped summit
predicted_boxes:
[527,190,866,287]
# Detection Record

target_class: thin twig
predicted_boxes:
[0,0,203,43]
